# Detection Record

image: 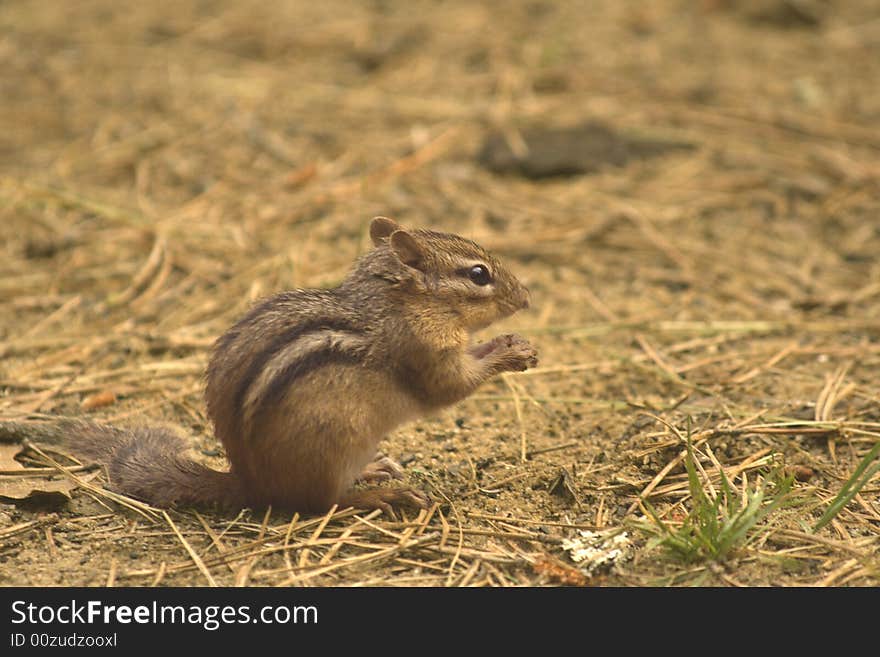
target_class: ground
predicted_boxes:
[1,0,879,586]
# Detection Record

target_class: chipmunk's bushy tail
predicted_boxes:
[0,419,243,509]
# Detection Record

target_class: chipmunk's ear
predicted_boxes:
[389,230,425,270]
[370,216,401,246]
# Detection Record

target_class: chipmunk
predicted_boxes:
[0,217,538,514]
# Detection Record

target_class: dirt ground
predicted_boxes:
[1,0,879,586]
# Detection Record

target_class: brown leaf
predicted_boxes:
[0,443,21,470]
[532,554,590,586]
[788,464,815,482]
[81,390,117,411]
[0,443,75,508]
[283,162,317,189]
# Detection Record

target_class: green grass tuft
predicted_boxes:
[636,438,794,564]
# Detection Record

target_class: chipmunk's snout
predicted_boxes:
[494,280,530,318]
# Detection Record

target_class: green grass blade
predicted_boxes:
[813,441,880,531]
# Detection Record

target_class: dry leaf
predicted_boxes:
[0,443,76,508]
[284,162,318,189]
[532,554,590,586]
[81,390,118,411]
[788,465,815,482]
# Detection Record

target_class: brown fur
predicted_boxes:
[0,218,537,514]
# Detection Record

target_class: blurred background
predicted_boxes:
[1,1,879,586]
[2,1,878,325]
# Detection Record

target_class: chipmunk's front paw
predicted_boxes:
[493,333,538,372]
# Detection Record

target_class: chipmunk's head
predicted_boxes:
[369,216,531,331]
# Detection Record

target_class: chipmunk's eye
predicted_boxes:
[467,264,492,286]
